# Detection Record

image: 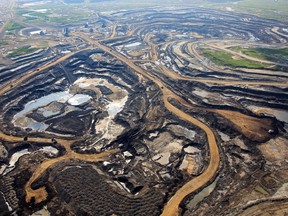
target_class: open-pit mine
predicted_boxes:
[0,1,288,216]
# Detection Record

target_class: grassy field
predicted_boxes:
[37,41,49,49]
[6,45,38,58]
[233,47,288,64]
[4,21,25,31]
[209,0,288,21]
[16,6,89,24]
[17,0,205,14]
[16,9,50,22]
[15,0,288,22]
[83,0,288,21]
[90,0,288,22]
[201,48,268,69]
[48,14,88,24]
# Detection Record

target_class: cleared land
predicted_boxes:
[0,4,287,216]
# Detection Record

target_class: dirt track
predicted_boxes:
[159,62,288,87]
[76,33,287,215]
[0,48,91,95]
[206,43,288,67]
[0,46,118,204]
[160,91,219,216]
[25,149,118,204]
[77,34,220,216]
[0,5,287,215]
[110,24,117,39]
[0,28,284,212]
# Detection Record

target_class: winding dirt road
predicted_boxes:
[0,25,285,212]
[0,48,91,95]
[76,33,287,215]
[0,129,119,204]
[0,5,286,215]
[25,148,118,204]
[0,46,118,204]
[161,92,219,216]
[75,33,220,216]
[159,62,288,87]
[110,24,117,39]
[205,43,288,67]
